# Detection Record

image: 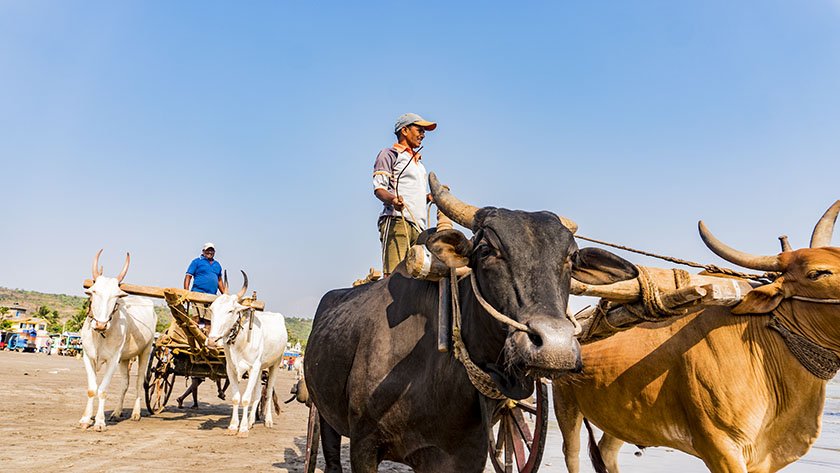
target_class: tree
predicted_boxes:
[0,307,8,318]
[0,320,11,331]
[65,300,89,332]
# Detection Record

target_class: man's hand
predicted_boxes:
[391,196,405,211]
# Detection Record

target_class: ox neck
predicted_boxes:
[455,275,510,367]
[772,301,840,365]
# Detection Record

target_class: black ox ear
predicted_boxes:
[427,229,473,268]
[571,247,639,285]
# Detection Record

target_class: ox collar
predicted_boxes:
[768,316,840,380]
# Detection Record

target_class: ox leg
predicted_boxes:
[320,418,343,473]
[553,383,583,473]
[696,440,748,473]
[238,363,262,437]
[109,360,131,420]
[78,354,98,429]
[598,433,624,473]
[131,347,152,420]
[224,357,242,435]
[93,356,122,431]
[262,364,279,428]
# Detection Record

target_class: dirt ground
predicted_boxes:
[0,351,411,473]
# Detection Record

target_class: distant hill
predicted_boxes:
[0,286,312,348]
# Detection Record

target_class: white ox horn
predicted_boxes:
[92,249,104,279]
[116,253,130,283]
[236,270,249,301]
[698,221,781,272]
[809,200,840,248]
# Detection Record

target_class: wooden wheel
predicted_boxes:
[303,405,321,473]
[484,378,549,473]
[144,346,176,414]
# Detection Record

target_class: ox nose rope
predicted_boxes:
[468,272,532,334]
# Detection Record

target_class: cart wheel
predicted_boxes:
[483,378,549,473]
[303,405,321,473]
[144,346,176,415]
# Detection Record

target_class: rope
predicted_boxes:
[450,270,508,400]
[575,234,779,282]
[768,317,840,380]
[623,267,692,321]
[469,273,532,333]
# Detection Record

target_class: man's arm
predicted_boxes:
[183,274,193,291]
[374,188,404,211]
[217,275,226,295]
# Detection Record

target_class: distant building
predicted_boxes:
[1,304,28,319]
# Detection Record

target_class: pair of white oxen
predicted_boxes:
[79,250,288,437]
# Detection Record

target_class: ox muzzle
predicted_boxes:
[507,314,582,376]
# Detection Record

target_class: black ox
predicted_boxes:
[304,173,637,472]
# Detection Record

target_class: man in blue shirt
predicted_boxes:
[183,242,226,295]
[177,242,228,408]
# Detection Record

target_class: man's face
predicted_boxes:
[401,124,425,149]
[203,248,215,260]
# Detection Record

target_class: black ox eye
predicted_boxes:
[475,244,494,258]
[807,269,833,281]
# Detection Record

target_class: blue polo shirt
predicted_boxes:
[186,256,222,294]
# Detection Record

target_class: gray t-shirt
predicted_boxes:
[372,145,428,230]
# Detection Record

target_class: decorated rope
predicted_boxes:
[768,317,840,380]
[450,270,508,400]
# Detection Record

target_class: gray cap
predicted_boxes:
[394,113,437,133]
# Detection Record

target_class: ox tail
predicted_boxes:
[584,417,609,473]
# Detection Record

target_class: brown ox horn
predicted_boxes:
[698,221,781,272]
[116,253,130,283]
[92,249,104,279]
[809,200,840,248]
[223,270,229,295]
[778,235,792,252]
[429,172,478,229]
[236,270,249,300]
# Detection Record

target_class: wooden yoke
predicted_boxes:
[82,279,266,311]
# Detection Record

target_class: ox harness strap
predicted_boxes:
[226,308,254,345]
[768,316,840,380]
[450,270,508,400]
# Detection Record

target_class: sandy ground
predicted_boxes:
[0,351,837,472]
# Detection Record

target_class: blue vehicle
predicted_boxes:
[6,334,36,352]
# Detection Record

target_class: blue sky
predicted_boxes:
[2,1,839,317]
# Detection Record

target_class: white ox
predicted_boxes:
[79,250,157,431]
[206,271,288,437]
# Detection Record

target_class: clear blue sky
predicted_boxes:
[2,1,839,317]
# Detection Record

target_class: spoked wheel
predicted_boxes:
[303,405,321,473]
[483,378,549,473]
[144,346,176,414]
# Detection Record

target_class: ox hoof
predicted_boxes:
[109,412,123,420]
[78,422,92,430]
[225,428,238,436]
[264,420,274,429]
[236,430,250,438]
[93,424,107,432]
[130,413,141,421]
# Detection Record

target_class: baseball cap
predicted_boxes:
[202,242,215,251]
[394,113,437,133]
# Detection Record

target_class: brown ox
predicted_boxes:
[553,200,840,473]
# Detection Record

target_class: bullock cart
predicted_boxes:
[81,280,268,416]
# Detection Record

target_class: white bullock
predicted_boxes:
[206,271,288,437]
[80,250,157,431]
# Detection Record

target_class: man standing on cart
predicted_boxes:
[373,113,437,276]
[176,242,229,408]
